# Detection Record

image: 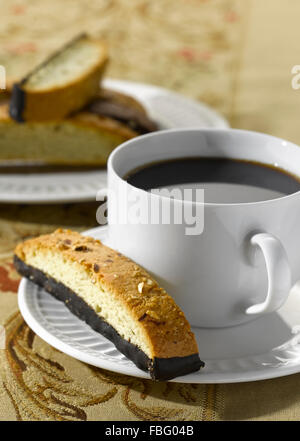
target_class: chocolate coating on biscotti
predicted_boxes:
[9,83,25,122]
[14,255,203,381]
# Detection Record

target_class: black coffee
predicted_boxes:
[125,158,300,203]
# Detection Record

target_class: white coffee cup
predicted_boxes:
[102,128,300,328]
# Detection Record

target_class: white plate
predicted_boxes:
[18,226,300,383]
[0,79,229,204]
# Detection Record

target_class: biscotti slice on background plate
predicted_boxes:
[86,89,158,134]
[10,33,108,122]
[14,229,203,381]
[0,101,136,166]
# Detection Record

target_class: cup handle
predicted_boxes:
[245,232,292,315]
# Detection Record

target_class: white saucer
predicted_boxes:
[17,226,300,383]
[0,79,228,204]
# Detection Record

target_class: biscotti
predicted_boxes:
[14,229,203,381]
[86,89,158,134]
[9,34,108,122]
[0,101,136,166]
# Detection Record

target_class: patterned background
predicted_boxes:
[1,0,300,421]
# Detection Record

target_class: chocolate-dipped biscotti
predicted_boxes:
[14,229,203,381]
[10,34,108,122]
[1,34,158,166]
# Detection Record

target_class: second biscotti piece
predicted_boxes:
[14,229,203,381]
[10,34,108,122]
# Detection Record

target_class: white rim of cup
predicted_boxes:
[108,127,300,207]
